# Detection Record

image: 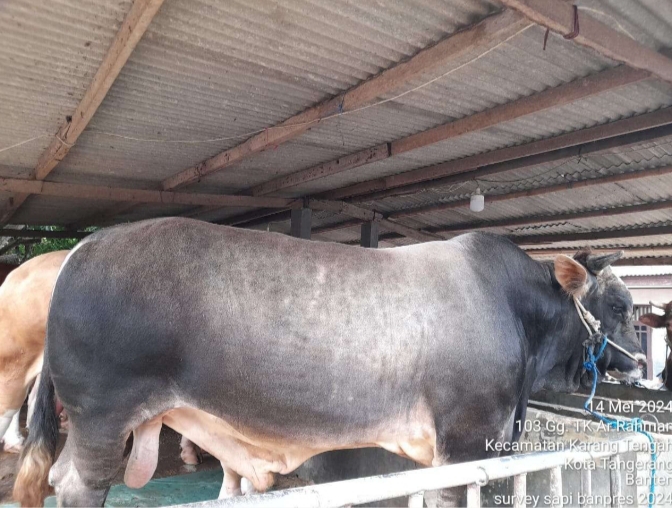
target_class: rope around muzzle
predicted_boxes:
[573,297,657,508]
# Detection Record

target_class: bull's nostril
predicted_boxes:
[635,353,647,368]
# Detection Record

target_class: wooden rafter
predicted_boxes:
[0,177,299,209]
[328,108,672,202]
[611,257,672,266]
[0,0,166,226]
[513,225,672,246]
[525,247,672,258]
[0,177,436,243]
[499,0,672,84]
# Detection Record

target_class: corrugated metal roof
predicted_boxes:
[0,0,133,172]
[1,0,672,259]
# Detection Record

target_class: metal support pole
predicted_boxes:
[610,456,622,508]
[513,473,527,508]
[290,208,312,239]
[467,483,481,508]
[550,466,563,508]
[580,468,592,507]
[360,221,379,248]
[408,492,424,508]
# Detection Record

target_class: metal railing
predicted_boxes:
[179,434,652,508]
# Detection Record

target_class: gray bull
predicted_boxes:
[14,218,644,506]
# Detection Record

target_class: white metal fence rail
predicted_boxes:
[179,434,650,508]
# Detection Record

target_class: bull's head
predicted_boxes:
[555,250,645,383]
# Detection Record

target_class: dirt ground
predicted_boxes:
[0,406,221,504]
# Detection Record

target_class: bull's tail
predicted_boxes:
[13,359,59,507]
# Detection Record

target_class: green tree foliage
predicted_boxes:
[15,226,96,261]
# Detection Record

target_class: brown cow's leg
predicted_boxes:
[180,435,202,465]
[0,377,28,450]
[2,410,23,452]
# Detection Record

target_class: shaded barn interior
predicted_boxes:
[3,0,672,506]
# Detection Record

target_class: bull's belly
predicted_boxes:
[125,403,436,492]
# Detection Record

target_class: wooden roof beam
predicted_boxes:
[347,224,672,248]
[525,247,672,258]
[611,257,672,266]
[0,0,166,226]
[335,108,672,202]
[499,0,672,84]
[0,173,432,243]
[0,177,299,209]
[513,225,672,246]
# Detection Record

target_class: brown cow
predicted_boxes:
[639,301,672,390]
[0,250,203,466]
[0,251,68,452]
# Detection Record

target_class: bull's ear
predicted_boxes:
[639,313,666,328]
[585,251,624,274]
[554,254,589,297]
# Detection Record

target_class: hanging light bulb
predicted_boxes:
[470,187,485,212]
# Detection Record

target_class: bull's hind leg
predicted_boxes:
[219,464,242,499]
[49,418,127,507]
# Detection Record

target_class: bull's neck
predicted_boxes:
[517,262,590,393]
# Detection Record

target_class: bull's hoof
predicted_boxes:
[180,447,202,465]
[218,488,242,499]
[241,478,257,496]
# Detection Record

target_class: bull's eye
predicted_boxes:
[612,305,625,315]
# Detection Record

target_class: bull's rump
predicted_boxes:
[48,218,520,443]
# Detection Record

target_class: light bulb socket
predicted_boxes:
[470,189,484,212]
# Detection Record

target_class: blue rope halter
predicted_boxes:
[580,317,657,507]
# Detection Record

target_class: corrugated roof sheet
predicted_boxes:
[1,0,672,259]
